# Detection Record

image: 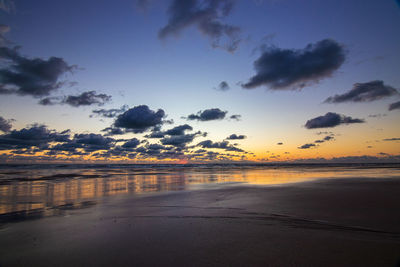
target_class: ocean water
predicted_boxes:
[0,163,399,218]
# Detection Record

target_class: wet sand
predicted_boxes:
[1,177,400,266]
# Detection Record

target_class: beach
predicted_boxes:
[0,165,400,266]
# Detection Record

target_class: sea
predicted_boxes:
[0,163,399,220]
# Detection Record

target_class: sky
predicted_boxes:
[0,0,399,163]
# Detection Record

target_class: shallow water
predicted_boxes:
[0,163,399,216]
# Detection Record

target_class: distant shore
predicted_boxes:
[1,176,400,266]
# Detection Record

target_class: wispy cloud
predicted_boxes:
[159,0,241,52]
[39,91,112,107]
[214,81,230,91]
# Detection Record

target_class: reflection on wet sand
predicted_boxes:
[0,165,398,218]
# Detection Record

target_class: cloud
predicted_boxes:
[164,124,193,135]
[215,81,230,91]
[0,115,12,132]
[72,133,115,152]
[114,105,166,133]
[383,138,400,141]
[145,130,166,139]
[144,124,195,139]
[63,91,111,107]
[389,100,400,111]
[0,125,70,150]
[160,133,198,148]
[314,135,335,144]
[305,112,364,129]
[292,154,400,163]
[39,91,112,107]
[197,139,244,152]
[242,39,346,90]
[324,80,398,103]
[0,46,75,97]
[136,0,152,10]
[49,133,116,154]
[0,24,10,46]
[101,127,125,136]
[90,105,129,118]
[298,143,316,149]
[277,142,283,145]
[159,0,241,52]
[229,114,241,121]
[0,0,15,13]
[368,113,387,118]
[121,138,140,148]
[226,134,246,140]
[186,108,227,121]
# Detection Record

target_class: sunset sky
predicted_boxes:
[0,0,399,163]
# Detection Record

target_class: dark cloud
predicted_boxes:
[39,91,112,107]
[324,80,398,103]
[91,105,129,118]
[136,0,152,10]
[292,154,400,163]
[0,116,12,132]
[160,133,198,148]
[63,91,111,107]
[114,105,166,133]
[277,142,283,145]
[38,96,59,106]
[159,0,241,52]
[383,138,400,141]
[145,130,165,139]
[215,81,230,91]
[368,113,387,118]
[0,24,10,46]
[305,112,364,129]
[0,125,70,150]
[49,133,115,154]
[229,114,241,121]
[298,143,316,149]
[242,39,346,90]
[197,140,244,152]
[187,108,227,121]
[144,124,194,139]
[121,138,140,149]
[0,0,15,13]
[316,131,334,136]
[101,127,125,136]
[72,133,115,152]
[226,134,246,140]
[389,100,400,111]
[314,135,335,144]
[164,124,193,135]
[0,46,75,97]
